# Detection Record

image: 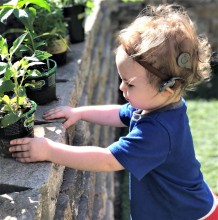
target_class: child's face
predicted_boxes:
[116,47,171,111]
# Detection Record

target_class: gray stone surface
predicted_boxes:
[0,38,84,220]
[0,189,42,220]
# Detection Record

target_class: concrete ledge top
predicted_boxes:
[0,42,85,194]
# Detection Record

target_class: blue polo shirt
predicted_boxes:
[109,99,213,219]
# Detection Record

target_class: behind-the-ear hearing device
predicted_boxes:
[177,53,192,69]
[138,54,188,93]
[159,77,184,92]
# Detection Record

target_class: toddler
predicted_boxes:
[10,4,217,220]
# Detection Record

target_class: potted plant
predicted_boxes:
[34,1,69,66]
[0,0,58,105]
[0,34,39,157]
[58,0,94,43]
[24,58,57,105]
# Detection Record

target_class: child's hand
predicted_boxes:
[43,106,80,128]
[9,137,52,163]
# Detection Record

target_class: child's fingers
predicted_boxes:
[12,151,30,158]
[9,138,31,152]
[44,107,64,114]
[9,138,33,163]
[15,157,32,163]
[9,145,28,153]
[10,138,31,146]
[43,108,65,119]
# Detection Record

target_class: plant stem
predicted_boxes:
[27,29,36,53]
[14,76,19,111]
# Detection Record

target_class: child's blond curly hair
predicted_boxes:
[117,4,212,94]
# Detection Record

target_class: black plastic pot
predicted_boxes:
[0,101,37,158]
[51,51,67,66]
[47,38,68,66]
[63,5,73,18]
[64,5,85,44]
[26,59,57,105]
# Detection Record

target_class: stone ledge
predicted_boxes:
[0,41,85,219]
[0,1,118,218]
[0,188,42,219]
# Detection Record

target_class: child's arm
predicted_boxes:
[9,137,124,172]
[43,105,126,128]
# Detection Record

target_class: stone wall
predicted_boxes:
[0,1,119,219]
[0,0,217,220]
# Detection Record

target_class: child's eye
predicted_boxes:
[127,83,134,88]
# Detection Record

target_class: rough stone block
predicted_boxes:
[0,189,42,220]
[54,192,72,220]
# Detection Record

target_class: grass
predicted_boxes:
[186,99,218,193]
[121,171,130,220]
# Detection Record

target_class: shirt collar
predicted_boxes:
[132,99,184,121]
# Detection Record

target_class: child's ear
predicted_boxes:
[161,87,175,97]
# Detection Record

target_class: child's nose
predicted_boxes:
[119,81,125,91]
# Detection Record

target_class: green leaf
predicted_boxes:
[27,61,44,68]
[34,50,52,61]
[17,0,50,11]
[0,112,19,128]
[1,0,19,8]
[10,95,27,110]
[2,68,12,80]
[0,62,8,76]
[23,56,39,62]
[18,86,26,97]
[2,94,10,103]
[0,8,14,24]
[13,8,36,31]
[20,57,29,66]
[0,35,9,59]
[0,80,15,93]
[13,60,22,72]
[17,44,29,52]
[13,0,26,8]
[10,96,17,104]
[1,95,12,111]
[0,103,10,112]
[34,41,46,49]
[9,32,28,56]
[14,48,25,58]
[18,95,26,106]
[1,95,10,105]
[24,82,35,88]
[26,68,41,77]
[10,92,27,108]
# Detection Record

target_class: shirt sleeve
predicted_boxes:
[109,118,171,180]
[119,103,136,126]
